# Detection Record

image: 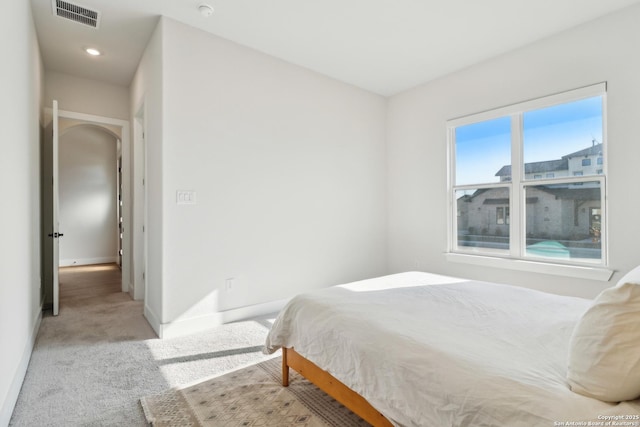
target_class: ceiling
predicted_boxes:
[31,0,640,96]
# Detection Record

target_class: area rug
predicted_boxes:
[140,357,369,426]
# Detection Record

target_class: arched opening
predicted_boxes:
[57,123,122,303]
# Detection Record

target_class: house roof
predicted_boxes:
[494,143,603,177]
[463,187,597,202]
[562,143,603,159]
[536,186,601,200]
[495,159,568,177]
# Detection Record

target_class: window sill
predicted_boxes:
[445,252,614,282]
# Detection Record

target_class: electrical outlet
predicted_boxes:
[225,278,234,292]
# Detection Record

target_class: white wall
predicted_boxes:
[59,125,118,266]
[387,4,640,298]
[130,19,164,334]
[45,71,130,120]
[140,18,387,336]
[0,0,43,424]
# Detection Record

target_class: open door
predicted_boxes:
[49,100,61,316]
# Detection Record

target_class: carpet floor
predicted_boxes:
[9,266,280,426]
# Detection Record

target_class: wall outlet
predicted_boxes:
[225,278,234,292]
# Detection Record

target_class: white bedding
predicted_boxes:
[264,272,640,427]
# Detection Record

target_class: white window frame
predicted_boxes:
[446,83,612,281]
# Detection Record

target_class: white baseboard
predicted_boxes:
[144,304,161,338]
[158,312,223,339]
[220,298,288,324]
[157,299,289,340]
[0,308,42,427]
[59,256,118,267]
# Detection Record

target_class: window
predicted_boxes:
[448,83,606,267]
[496,206,510,225]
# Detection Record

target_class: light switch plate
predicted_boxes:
[176,190,196,205]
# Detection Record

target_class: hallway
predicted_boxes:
[59,263,123,306]
[9,265,274,426]
[47,263,156,343]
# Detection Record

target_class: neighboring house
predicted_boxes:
[459,143,603,245]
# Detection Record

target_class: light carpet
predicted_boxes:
[9,290,279,426]
[141,357,368,427]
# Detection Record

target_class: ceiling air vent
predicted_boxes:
[52,0,101,29]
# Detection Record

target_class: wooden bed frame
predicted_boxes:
[282,347,393,427]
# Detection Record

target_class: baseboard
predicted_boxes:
[158,312,223,339]
[0,308,42,427]
[143,304,161,338]
[157,299,289,340]
[220,298,288,324]
[59,256,117,267]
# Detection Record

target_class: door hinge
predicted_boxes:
[142,272,145,280]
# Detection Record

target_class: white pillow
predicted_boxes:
[616,264,640,287]
[567,279,640,402]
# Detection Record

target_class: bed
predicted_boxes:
[263,271,640,426]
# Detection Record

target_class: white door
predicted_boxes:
[51,100,61,316]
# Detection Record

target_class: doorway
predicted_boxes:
[57,124,122,306]
[58,124,119,268]
[42,107,137,314]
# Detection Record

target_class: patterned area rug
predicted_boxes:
[140,357,370,426]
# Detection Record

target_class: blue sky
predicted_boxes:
[455,96,603,185]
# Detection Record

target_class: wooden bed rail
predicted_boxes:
[282,347,393,427]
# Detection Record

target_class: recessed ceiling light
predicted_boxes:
[198,4,214,17]
[85,47,101,56]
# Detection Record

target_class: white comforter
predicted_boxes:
[264,272,640,427]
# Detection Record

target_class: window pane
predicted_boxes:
[524,182,601,262]
[455,117,511,185]
[456,187,510,251]
[523,96,603,180]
